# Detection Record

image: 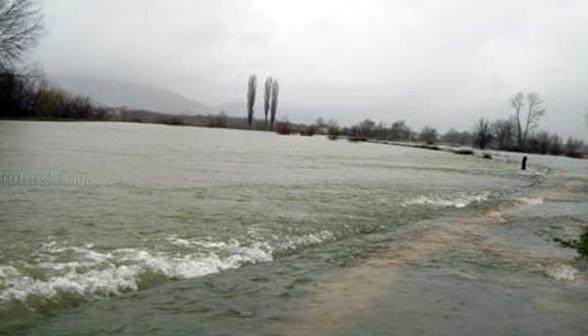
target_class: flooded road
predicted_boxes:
[276,174,588,336]
[0,121,586,335]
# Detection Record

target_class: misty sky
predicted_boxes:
[33,0,588,139]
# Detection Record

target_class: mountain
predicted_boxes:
[50,76,213,115]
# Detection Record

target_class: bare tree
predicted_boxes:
[326,119,339,137]
[524,92,546,139]
[548,133,563,156]
[472,118,492,149]
[509,92,525,149]
[315,117,326,128]
[358,119,376,137]
[390,120,411,141]
[0,0,43,70]
[269,79,279,130]
[419,126,438,145]
[441,128,472,146]
[263,77,272,127]
[564,137,584,158]
[491,118,515,150]
[529,131,551,154]
[246,74,257,127]
[510,92,546,149]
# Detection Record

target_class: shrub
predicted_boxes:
[419,126,438,145]
[564,137,585,158]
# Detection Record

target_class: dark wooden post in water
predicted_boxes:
[521,156,528,171]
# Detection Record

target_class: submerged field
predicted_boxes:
[0,121,586,335]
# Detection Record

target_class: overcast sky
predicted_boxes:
[33,0,588,139]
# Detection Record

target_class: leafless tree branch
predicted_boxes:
[509,91,546,149]
[0,0,43,70]
[523,92,546,142]
[509,92,525,148]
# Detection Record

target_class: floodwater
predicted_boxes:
[0,121,586,335]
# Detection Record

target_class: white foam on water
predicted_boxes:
[542,263,578,281]
[165,230,336,254]
[0,230,336,310]
[276,230,336,251]
[516,197,543,206]
[0,241,273,308]
[402,192,490,209]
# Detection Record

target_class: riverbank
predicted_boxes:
[368,138,588,160]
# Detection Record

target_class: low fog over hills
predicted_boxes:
[51,76,213,115]
[50,75,324,123]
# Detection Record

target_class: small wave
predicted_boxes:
[0,230,336,311]
[515,197,543,206]
[542,263,578,281]
[0,243,272,309]
[274,231,336,252]
[165,230,336,254]
[402,192,490,209]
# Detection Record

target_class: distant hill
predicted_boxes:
[50,76,213,115]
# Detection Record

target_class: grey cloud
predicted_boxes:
[33,0,588,139]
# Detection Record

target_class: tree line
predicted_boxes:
[0,69,113,120]
[470,92,584,158]
[323,92,584,158]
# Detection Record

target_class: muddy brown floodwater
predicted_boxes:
[0,121,586,335]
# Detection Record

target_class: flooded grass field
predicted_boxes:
[0,121,586,335]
